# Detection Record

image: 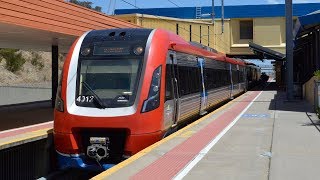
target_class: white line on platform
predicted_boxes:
[0,121,53,134]
[173,91,263,180]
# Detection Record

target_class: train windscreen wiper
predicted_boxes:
[81,81,107,109]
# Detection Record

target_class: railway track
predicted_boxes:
[39,169,99,180]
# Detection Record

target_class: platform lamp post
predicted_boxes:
[286,0,294,100]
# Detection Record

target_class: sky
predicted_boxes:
[88,0,317,14]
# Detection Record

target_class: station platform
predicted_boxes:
[93,82,320,180]
[0,101,53,150]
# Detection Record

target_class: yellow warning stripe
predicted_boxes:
[0,128,53,149]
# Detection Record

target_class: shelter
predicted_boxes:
[293,10,320,103]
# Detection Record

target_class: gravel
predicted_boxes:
[0,50,64,88]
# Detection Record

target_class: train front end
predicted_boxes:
[53,29,167,171]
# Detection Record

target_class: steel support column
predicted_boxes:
[316,29,320,70]
[286,0,294,100]
[221,0,224,33]
[52,45,58,108]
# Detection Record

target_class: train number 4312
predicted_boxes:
[76,95,94,103]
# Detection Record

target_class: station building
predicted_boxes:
[114,3,320,104]
[115,3,320,56]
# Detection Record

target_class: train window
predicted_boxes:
[239,69,244,82]
[219,70,223,87]
[76,58,142,108]
[204,59,232,89]
[205,68,215,90]
[223,69,230,86]
[219,70,223,86]
[191,67,201,93]
[165,65,173,101]
[176,53,200,96]
[177,66,190,96]
[208,69,217,89]
[232,70,239,84]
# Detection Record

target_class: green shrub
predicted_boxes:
[316,106,320,119]
[30,52,44,70]
[0,49,26,73]
[0,48,17,58]
[314,70,320,79]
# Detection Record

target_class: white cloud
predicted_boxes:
[267,0,281,4]
[267,0,315,4]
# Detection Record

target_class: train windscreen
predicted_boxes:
[76,58,142,108]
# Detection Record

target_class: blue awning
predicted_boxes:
[293,10,320,38]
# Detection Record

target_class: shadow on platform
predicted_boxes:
[266,82,313,113]
[0,101,53,131]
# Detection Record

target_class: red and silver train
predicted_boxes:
[54,28,257,170]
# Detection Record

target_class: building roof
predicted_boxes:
[114,14,213,24]
[115,3,320,19]
[293,10,320,38]
[0,0,139,53]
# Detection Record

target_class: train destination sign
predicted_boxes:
[94,46,130,55]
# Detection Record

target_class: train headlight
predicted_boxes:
[142,66,162,113]
[81,47,91,56]
[133,46,144,55]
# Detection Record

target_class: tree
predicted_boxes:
[94,6,102,12]
[69,0,102,12]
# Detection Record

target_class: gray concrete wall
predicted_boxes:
[303,76,316,109]
[0,86,51,106]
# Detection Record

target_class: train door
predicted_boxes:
[237,64,241,92]
[164,51,180,130]
[229,64,234,98]
[198,57,207,115]
[244,66,248,92]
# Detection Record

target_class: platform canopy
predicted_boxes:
[0,0,140,53]
[248,42,286,61]
[293,10,320,39]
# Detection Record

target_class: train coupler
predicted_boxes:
[87,137,110,163]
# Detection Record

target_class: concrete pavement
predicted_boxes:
[270,91,320,180]
[94,83,320,179]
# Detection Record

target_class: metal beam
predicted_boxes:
[286,0,294,100]
[316,29,320,69]
[52,45,58,108]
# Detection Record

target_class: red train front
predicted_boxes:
[54,28,184,170]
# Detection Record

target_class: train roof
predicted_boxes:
[84,28,153,43]
[158,29,245,66]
